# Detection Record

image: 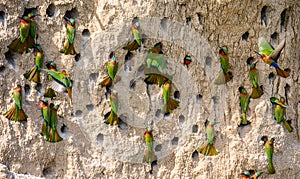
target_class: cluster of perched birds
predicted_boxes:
[2,10,292,177]
[3,11,76,143]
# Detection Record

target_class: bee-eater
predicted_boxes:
[239,86,250,126]
[255,38,289,78]
[43,69,73,104]
[105,90,119,125]
[215,47,233,84]
[250,171,262,179]
[4,85,28,122]
[8,16,32,53]
[241,170,262,179]
[197,120,218,156]
[24,44,44,83]
[49,103,63,142]
[123,22,142,51]
[144,126,156,164]
[60,17,76,55]
[27,12,37,48]
[163,80,179,115]
[100,52,118,87]
[261,136,275,174]
[241,170,250,179]
[184,55,192,68]
[270,97,293,132]
[249,62,263,98]
[44,61,57,99]
[40,99,50,140]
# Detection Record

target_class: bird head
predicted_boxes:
[133,22,140,29]
[218,46,228,56]
[40,99,48,107]
[238,86,246,93]
[13,85,22,92]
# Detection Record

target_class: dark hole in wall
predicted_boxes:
[179,115,185,124]
[174,91,180,100]
[242,32,249,41]
[155,144,162,152]
[129,79,135,90]
[4,51,15,69]
[212,96,219,104]
[23,8,38,16]
[192,150,199,162]
[0,11,5,26]
[65,8,79,19]
[246,57,255,65]
[172,137,179,146]
[261,6,268,26]
[75,53,80,62]
[196,94,202,104]
[89,73,99,81]
[280,9,287,32]
[186,17,191,25]
[75,110,83,117]
[86,104,94,111]
[0,66,5,73]
[132,17,139,24]
[35,83,42,93]
[284,84,290,105]
[268,72,275,82]
[46,3,56,17]
[205,56,212,66]
[196,13,203,29]
[155,109,161,118]
[270,32,278,45]
[24,84,30,96]
[97,133,104,144]
[192,125,198,133]
[82,29,90,43]
[61,124,67,133]
[160,17,167,30]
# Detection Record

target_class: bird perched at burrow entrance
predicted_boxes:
[255,38,289,78]
[40,99,50,140]
[123,22,143,51]
[48,103,63,143]
[249,61,264,99]
[238,86,250,126]
[105,90,119,125]
[215,46,233,84]
[24,44,44,83]
[27,12,37,47]
[261,136,275,174]
[270,96,293,132]
[60,17,76,55]
[144,42,169,87]
[99,52,118,88]
[144,126,156,165]
[44,61,58,99]
[183,55,192,68]
[43,69,73,104]
[162,80,179,115]
[197,120,218,156]
[4,85,28,122]
[8,14,35,53]
[241,170,262,179]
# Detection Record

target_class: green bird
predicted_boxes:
[100,52,118,87]
[254,38,289,78]
[27,12,37,47]
[43,69,73,104]
[24,44,44,83]
[250,171,262,179]
[40,99,50,140]
[105,90,119,125]
[4,85,28,122]
[239,86,250,126]
[215,47,233,84]
[8,15,33,53]
[241,170,262,179]
[184,55,192,68]
[123,22,142,51]
[249,62,263,99]
[163,80,179,115]
[60,17,76,55]
[44,61,57,99]
[197,120,218,156]
[261,136,275,174]
[270,97,293,132]
[144,42,169,87]
[144,126,156,164]
[48,103,63,143]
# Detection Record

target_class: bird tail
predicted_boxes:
[44,87,57,99]
[214,71,233,84]
[250,85,263,99]
[8,37,29,54]
[4,105,27,122]
[26,34,35,49]
[99,76,112,87]
[105,111,119,125]
[267,159,275,174]
[61,40,76,55]
[49,128,63,143]
[23,65,41,83]
[40,121,49,140]
[283,120,293,132]
[197,142,218,156]
[144,74,168,87]
[144,148,156,164]
[164,98,179,115]
[122,40,140,51]
[240,111,250,126]
[276,68,289,78]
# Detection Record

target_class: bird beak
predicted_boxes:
[64,16,70,22]
[254,51,261,56]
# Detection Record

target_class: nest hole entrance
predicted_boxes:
[0,11,5,26]
[46,3,56,17]
[242,32,249,41]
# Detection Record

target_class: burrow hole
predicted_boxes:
[86,104,94,111]
[97,133,104,145]
[174,91,180,100]
[0,11,5,26]
[285,84,290,104]
[261,6,268,27]
[46,3,56,17]
[155,144,162,152]
[196,94,202,104]
[82,29,90,45]
[65,8,78,19]
[160,17,167,30]
[132,17,139,24]
[23,8,37,17]
[205,56,212,66]
[35,83,42,93]
[172,137,179,146]
[268,72,275,82]
[129,79,136,90]
[89,72,99,82]
[212,96,219,104]
[24,84,30,96]
[75,53,80,62]
[179,115,185,124]
[271,32,278,45]
[75,110,83,117]
[192,125,198,133]
[196,13,203,29]
[192,150,199,162]
[0,66,5,73]
[155,109,161,118]
[246,57,255,65]
[4,51,15,69]
[186,17,191,25]
[242,31,249,41]
[61,124,67,133]
[124,51,133,71]
[280,9,288,32]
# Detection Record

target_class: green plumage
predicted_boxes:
[49,104,63,142]
[41,99,50,140]
[162,81,179,114]
[24,45,44,83]
[239,87,250,126]
[264,138,275,174]
[144,127,156,164]
[270,97,292,132]
[61,17,76,55]
[105,90,119,125]
[249,62,263,99]
[132,22,142,46]
[197,121,218,156]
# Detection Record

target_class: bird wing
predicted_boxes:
[269,39,285,62]
[258,37,274,56]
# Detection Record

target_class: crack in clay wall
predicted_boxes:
[0,0,299,178]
